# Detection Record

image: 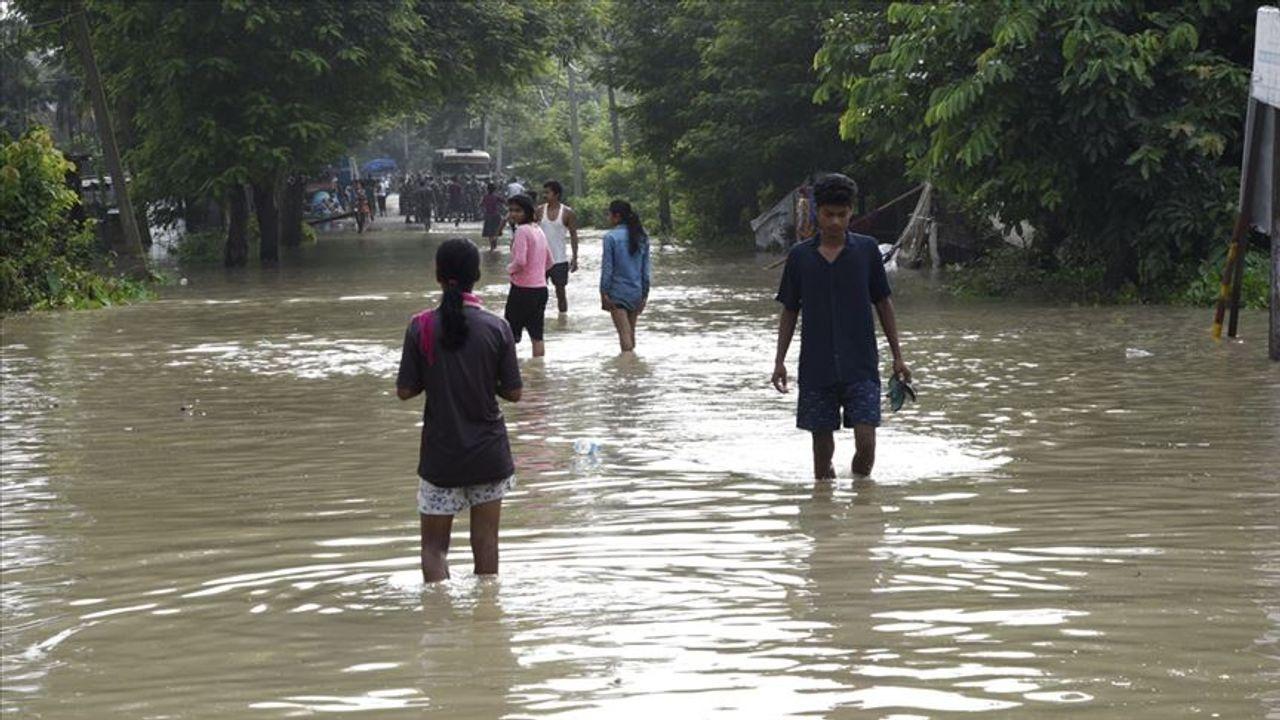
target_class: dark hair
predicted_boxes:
[435,238,481,351]
[812,173,858,208]
[543,179,563,198]
[507,194,536,224]
[609,199,647,255]
[486,182,495,193]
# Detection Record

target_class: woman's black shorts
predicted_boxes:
[504,284,548,342]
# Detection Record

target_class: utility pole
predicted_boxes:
[67,0,147,277]
[495,122,504,177]
[1271,113,1279,361]
[566,61,584,198]
[402,118,411,172]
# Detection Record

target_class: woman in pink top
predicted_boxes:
[504,193,554,357]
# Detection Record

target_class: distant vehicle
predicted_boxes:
[432,148,492,177]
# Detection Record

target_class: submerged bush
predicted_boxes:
[1176,245,1270,310]
[1,127,149,312]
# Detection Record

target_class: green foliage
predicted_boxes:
[610,0,871,243]
[1176,245,1270,310]
[816,0,1254,297]
[947,245,1113,304]
[85,0,433,202]
[1,126,149,311]
[169,230,233,265]
[579,155,661,228]
[1,8,49,137]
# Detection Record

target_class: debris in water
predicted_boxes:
[1124,348,1153,359]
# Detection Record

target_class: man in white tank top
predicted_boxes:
[535,179,580,314]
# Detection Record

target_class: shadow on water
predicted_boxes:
[1,221,1277,717]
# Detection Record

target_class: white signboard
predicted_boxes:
[1254,7,1280,108]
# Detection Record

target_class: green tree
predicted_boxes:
[1,126,144,311]
[610,0,862,243]
[817,1,1253,296]
[14,0,557,267]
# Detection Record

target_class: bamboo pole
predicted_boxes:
[1212,215,1250,340]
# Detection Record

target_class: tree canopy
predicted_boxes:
[815,0,1254,294]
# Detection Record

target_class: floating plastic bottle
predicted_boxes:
[573,439,601,456]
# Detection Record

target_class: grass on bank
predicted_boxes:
[947,244,1271,309]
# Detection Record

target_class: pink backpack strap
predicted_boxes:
[414,310,437,366]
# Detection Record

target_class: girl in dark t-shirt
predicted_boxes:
[396,238,523,583]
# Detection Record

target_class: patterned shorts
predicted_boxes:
[797,380,881,431]
[417,475,515,516]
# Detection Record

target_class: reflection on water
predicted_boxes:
[1,224,1277,718]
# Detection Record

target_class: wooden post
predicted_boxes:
[566,61,584,198]
[1271,118,1279,360]
[1213,216,1249,339]
[67,0,147,277]
[1227,227,1248,337]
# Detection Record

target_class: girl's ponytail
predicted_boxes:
[434,238,481,351]
[439,281,468,350]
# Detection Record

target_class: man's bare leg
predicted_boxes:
[811,430,836,479]
[610,308,635,352]
[420,513,453,583]
[469,499,501,576]
[851,424,876,478]
[555,284,568,313]
[532,340,546,358]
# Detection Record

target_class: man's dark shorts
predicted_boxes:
[504,284,548,343]
[797,380,881,431]
[547,262,570,288]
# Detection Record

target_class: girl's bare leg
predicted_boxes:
[532,340,546,357]
[627,309,639,349]
[610,308,634,352]
[420,514,453,583]
[469,499,502,576]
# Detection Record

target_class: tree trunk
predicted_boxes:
[280,174,306,248]
[657,160,673,235]
[68,0,148,277]
[225,186,249,267]
[566,61,585,198]
[253,180,280,263]
[402,117,412,172]
[495,122,504,175]
[607,83,622,157]
[1102,242,1136,294]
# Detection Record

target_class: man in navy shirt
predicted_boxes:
[771,173,911,481]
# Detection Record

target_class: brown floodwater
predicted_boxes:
[2,218,1277,718]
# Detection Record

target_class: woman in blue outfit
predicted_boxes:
[599,200,651,353]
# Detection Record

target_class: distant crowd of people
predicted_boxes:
[397,174,502,229]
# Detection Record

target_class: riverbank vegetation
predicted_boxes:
[1,127,149,311]
[1,0,1264,307]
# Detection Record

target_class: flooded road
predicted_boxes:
[2,221,1278,718]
